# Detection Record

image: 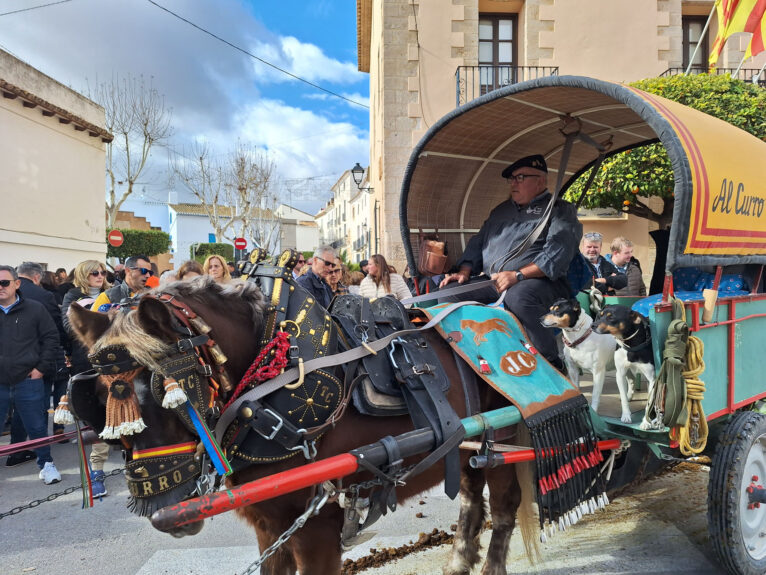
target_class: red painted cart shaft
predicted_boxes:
[152,453,359,531]
[152,406,523,532]
[469,438,622,468]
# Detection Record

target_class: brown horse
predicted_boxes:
[68,276,536,575]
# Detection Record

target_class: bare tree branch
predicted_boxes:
[89,75,173,227]
[169,141,280,248]
[169,143,237,242]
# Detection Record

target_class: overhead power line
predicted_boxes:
[0,0,72,17]
[146,0,369,109]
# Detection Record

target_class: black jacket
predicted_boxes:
[0,296,59,385]
[295,269,334,309]
[19,277,70,354]
[61,287,99,374]
[585,256,628,295]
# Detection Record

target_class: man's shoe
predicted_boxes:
[90,470,108,498]
[39,462,61,485]
[6,450,36,467]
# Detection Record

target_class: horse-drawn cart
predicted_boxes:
[399,75,766,575]
[64,76,766,575]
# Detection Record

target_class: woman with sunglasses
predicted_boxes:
[359,253,412,303]
[60,259,113,498]
[61,260,111,371]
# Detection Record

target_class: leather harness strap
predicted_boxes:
[150,293,231,394]
[214,300,479,442]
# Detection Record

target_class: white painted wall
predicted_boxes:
[0,50,107,270]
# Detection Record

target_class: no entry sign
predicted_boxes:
[234,237,247,250]
[108,229,124,247]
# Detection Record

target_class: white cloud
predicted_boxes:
[251,36,364,86]
[304,92,370,109]
[234,99,368,179]
[0,0,369,215]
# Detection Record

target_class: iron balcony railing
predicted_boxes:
[455,65,559,107]
[661,67,766,86]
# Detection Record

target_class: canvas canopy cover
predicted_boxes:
[400,75,766,276]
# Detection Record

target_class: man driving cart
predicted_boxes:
[439,154,582,372]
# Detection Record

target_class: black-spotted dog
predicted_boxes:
[540,298,631,422]
[592,305,657,429]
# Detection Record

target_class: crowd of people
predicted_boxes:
[0,251,266,494]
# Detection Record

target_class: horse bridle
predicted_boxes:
[86,295,231,503]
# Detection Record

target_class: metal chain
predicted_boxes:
[0,467,123,520]
[237,489,331,575]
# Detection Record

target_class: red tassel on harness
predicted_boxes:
[478,356,491,374]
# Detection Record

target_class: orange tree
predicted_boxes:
[565,74,766,229]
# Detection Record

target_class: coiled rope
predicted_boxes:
[677,333,708,455]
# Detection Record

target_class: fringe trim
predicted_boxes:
[54,395,75,425]
[526,396,608,541]
[161,377,188,409]
[100,370,146,439]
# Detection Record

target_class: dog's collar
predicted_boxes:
[617,321,652,352]
[562,312,593,348]
[563,327,592,348]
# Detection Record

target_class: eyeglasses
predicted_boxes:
[329,269,342,275]
[90,270,108,277]
[316,257,334,266]
[297,259,305,264]
[129,267,154,276]
[508,174,542,183]
[0,279,13,287]
[584,232,603,240]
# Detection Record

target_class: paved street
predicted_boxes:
[1,431,726,575]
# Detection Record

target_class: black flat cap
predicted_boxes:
[501,154,547,178]
[360,259,368,267]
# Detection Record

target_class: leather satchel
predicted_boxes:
[417,234,447,276]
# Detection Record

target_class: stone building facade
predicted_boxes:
[356,0,766,271]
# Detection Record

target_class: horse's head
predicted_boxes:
[68,277,266,537]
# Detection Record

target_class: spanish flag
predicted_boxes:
[709,0,766,67]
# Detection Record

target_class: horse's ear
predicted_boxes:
[68,305,111,349]
[137,297,177,342]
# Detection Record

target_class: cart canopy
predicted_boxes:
[400,76,766,275]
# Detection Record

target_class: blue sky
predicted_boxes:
[0,0,369,215]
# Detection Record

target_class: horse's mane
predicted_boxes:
[91,276,267,372]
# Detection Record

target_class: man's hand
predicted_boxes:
[28,368,44,380]
[439,269,470,288]
[594,277,607,285]
[491,271,518,293]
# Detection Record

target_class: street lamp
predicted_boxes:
[350,163,378,254]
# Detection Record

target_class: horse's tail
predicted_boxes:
[516,425,541,565]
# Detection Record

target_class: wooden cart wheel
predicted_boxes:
[708,411,766,575]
